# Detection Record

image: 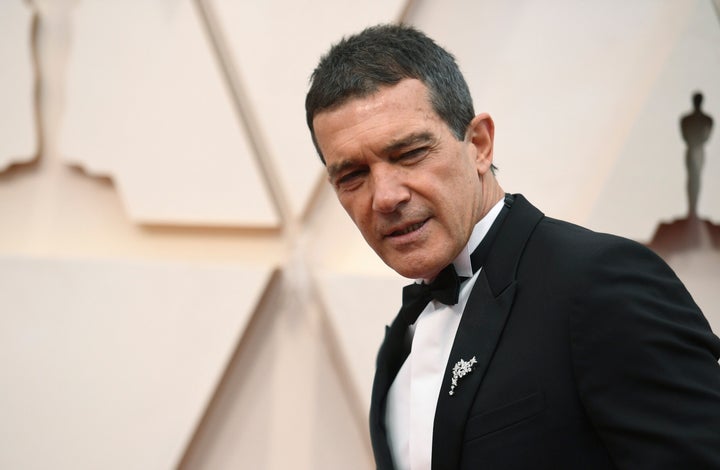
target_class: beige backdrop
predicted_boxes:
[1,1,718,469]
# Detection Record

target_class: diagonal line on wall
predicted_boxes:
[174,267,281,470]
[193,0,292,228]
[313,279,374,454]
[398,0,420,23]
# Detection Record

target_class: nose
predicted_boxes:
[371,166,410,213]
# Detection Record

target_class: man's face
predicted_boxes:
[313,79,493,280]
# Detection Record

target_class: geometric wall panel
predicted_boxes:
[409,0,720,241]
[315,270,407,414]
[210,0,408,219]
[59,1,278,227]
[0,256,275,470]
[0,2,35,171]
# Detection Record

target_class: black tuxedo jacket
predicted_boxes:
[369,195,720,469]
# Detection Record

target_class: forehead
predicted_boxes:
[313,79,442,162]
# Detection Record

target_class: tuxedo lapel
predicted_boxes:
[432,271,517,469]
[431,194,544,469]
[369,315,409,469]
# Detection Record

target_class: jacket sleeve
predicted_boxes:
[569,237,720,468]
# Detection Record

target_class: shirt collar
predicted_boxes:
[451,197,506,278]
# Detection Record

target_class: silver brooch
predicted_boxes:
[449,356,477,396]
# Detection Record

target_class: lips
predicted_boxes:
[386,219,427,238]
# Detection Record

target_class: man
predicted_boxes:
[306,24,720,469]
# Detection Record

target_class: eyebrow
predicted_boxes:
[327,159,359,181]
[382,131,434,154]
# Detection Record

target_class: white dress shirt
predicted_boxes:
[384,198,505,470]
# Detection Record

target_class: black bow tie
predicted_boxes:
[399,264,468,326]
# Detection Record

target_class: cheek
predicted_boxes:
[339,195,371,231]
[443,167,480,225]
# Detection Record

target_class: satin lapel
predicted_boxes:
[369,315,408,470]
[431,270,517,470]
[431,194,544,469]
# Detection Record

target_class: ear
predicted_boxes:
[466,113,495,175]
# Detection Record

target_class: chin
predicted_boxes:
[382,250,448,280]
[385,261,433,281]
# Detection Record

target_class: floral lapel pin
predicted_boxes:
[449,356,478,396]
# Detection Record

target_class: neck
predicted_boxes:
[476,174,505,223]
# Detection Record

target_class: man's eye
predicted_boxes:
[337,170,366,187]
[400,147,429,160]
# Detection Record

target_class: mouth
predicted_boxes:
[386,219,428,238]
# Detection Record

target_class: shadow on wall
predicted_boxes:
[647,92,720,257]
